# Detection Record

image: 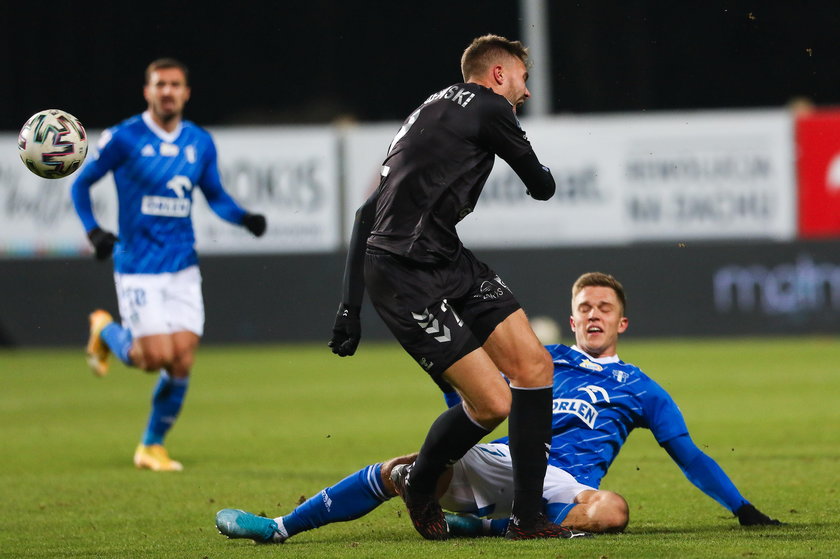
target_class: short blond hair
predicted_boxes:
[571,272,627,315]
[460,34,529,81]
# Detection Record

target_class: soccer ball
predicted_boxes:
[18,109,88,179]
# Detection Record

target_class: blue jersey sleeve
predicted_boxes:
[641,379,689,444]
[71,128,128,232]
[663,434,749,513]
[197,139,248,225]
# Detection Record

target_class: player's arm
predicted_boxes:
[662,434,781,525]
[198,141,266,237]
[507,150,555,200]
[71,129,124,260]
[328,187,379,357]
[480,98,555,201]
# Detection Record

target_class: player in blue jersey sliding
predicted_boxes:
[72,58,266,472]
[215,272,779,543]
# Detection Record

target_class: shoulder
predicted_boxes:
[181,120,215,144]
[96,114,144,152]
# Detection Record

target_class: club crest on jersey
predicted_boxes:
[612,369,630,383]
[185,145,196,163]
[579,359,603,372]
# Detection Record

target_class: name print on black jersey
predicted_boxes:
[424,85,476,108]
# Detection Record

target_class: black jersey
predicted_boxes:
[367,83,534,263]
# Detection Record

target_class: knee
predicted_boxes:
[506,346,553,388]
[135,347,174,372]
[590,491,629,533]
[466,389,511,427]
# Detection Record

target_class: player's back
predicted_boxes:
[368,83,530,263]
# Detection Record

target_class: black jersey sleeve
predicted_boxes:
[340,186,379,307]
[508,149,556,200]
[478,95,533,163]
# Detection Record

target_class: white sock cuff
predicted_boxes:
[461,402,491,432]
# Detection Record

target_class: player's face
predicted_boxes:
[501,57,531,113]
[569,285,628,358]
[144,67,191,125]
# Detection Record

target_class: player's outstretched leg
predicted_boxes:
[390,463,449,540]
[215,509,285,543]
[86,310,113,376]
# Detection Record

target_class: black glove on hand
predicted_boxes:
[87,227,118,261]
[735,504,782,526]
[329,303,361,357]
[243,213,267,237]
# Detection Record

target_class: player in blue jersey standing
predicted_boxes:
[216,272,779,543]
[72,58,267,472]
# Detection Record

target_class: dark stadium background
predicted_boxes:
[2,1,840,130]
[4,1,840,346]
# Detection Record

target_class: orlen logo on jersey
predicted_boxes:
[552,385,611,429]
[141,175,192,217]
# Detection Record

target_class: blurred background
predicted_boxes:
[2,0,840,347]
[3,1,840,127]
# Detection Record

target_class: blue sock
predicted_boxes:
[477,503,577,536]
[141,371,189,446]
[489,517,510,535]
[280,463,391,537]
[546,502,577,525]
[100,323,133,365]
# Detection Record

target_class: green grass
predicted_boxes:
[1,338,838,558]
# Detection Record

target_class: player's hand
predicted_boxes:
[329,303,361,356]
[243,213,267,237]
[735,504,782,526]
[87,227,118,260]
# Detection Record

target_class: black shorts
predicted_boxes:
[364,247,521,384]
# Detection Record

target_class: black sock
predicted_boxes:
[508,386,553,524]
[409,404,490,494]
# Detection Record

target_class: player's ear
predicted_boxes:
[569,315,576,332]
[617,316,629,334]
[493,64,504,85]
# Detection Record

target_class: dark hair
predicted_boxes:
[145,58,189,85]
[571,272,627,315]
[460,34,529,81]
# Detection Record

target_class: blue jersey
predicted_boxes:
[495,344,688,488]
[72,112,248,274]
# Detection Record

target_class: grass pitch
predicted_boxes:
[1,337,838,558]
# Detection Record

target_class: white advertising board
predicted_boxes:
[342,109,796,248]
[0,109,797,258]
[0,125,341,257]
[196,126,340,254]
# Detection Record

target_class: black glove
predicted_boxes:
[87,227,118,261]
[735,504,781,526]
[243,213,267,237]
[329,303,361,356]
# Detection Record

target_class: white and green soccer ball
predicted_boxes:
[18,109,88,179]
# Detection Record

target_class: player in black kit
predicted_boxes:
[330,35,569,540]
